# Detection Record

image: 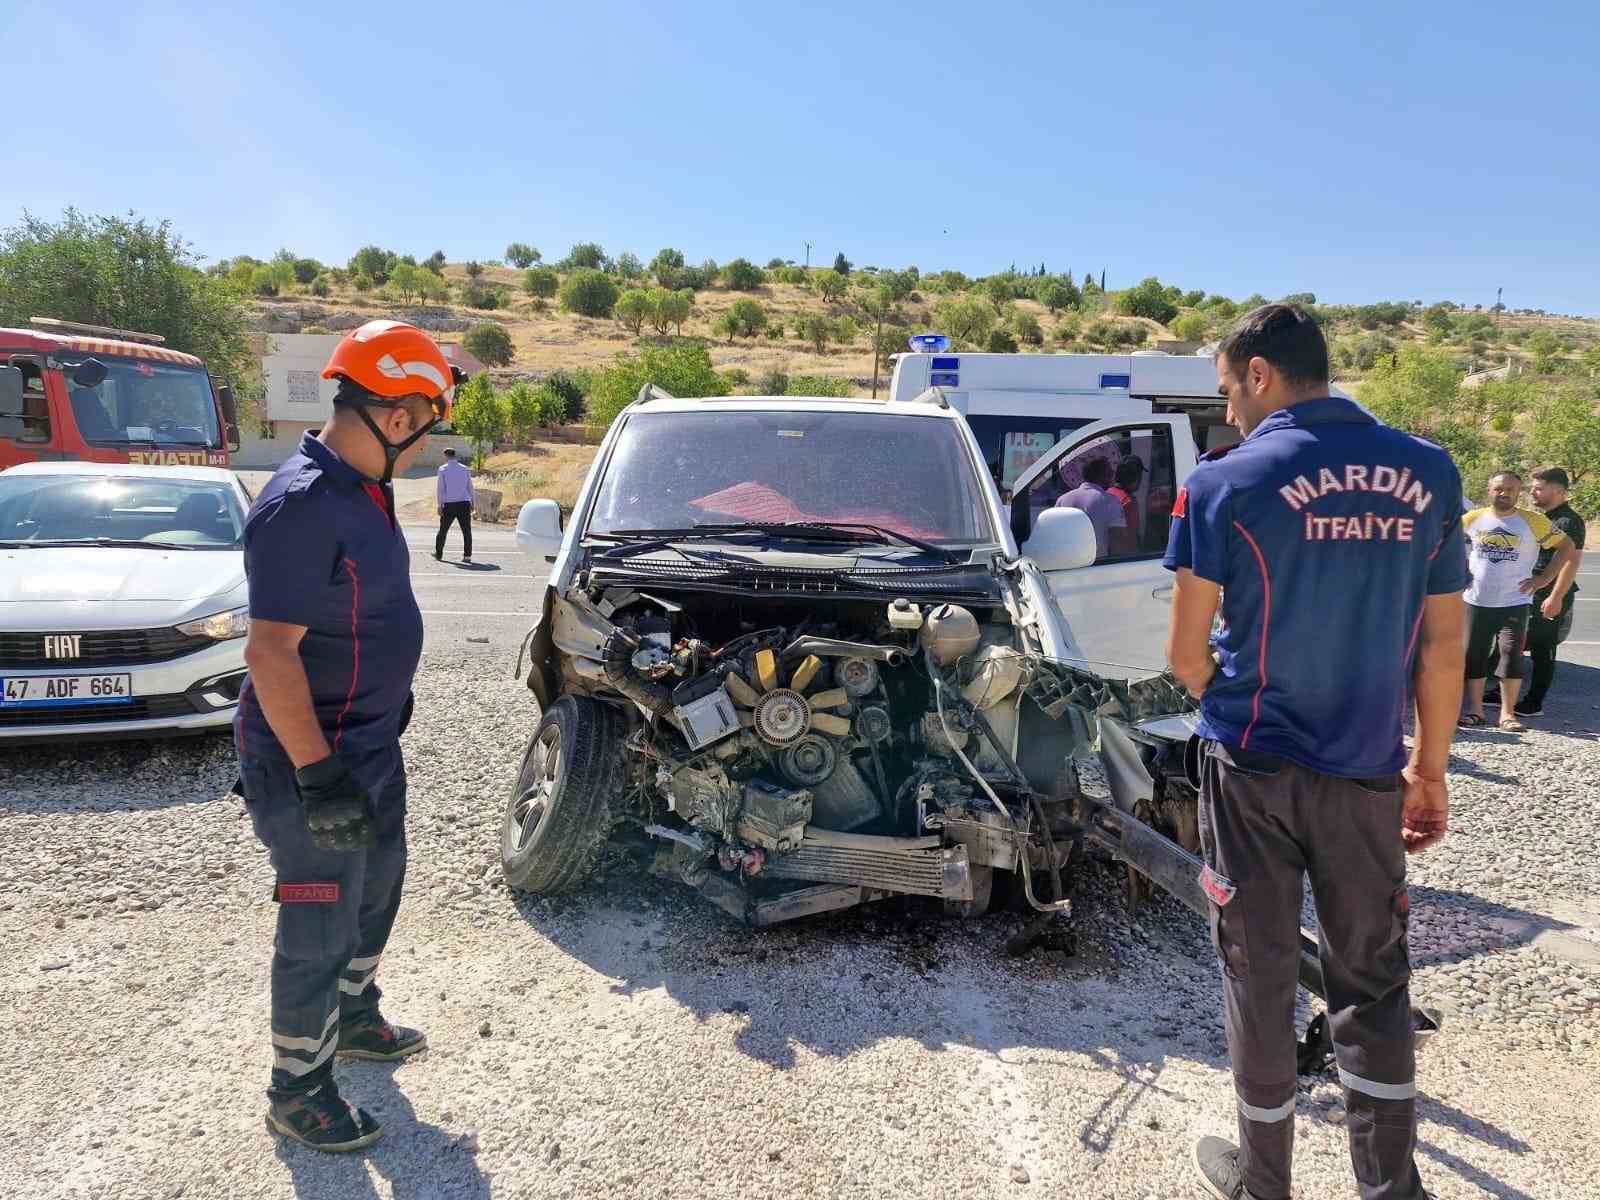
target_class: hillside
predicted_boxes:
[240,257,1600,395]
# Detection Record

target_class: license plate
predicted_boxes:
[0,674,135,707]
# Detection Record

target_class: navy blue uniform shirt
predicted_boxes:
[1163,396,1469,777]
[235,433,423,762]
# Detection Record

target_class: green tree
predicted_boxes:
[464,260,484,279]
[533,382,568,427]
[812,271,848,303]
[463,321,514,367]
[1525,329,1563,373]
[1361,345,1463,434]
[857,284,905,396]
[721,258,765,290]
[832,252,851,274]
[1114,276,1179,323]
[543,370,585,422]
[418,270,451,304]
[1525,382,1600,492]
[726,297,768,339]
[559,268,619,318]
[833,315,859,346]
[1180,290,1205,307]
[291,257,322,285]
[795,312,834,353]
[646,288,694,335]
[387,262,424,305]
[0,209,255,387]
[1581,345,1600,378]
[935,294,997,347]
[450,374,508,466]
[786,375,853,398]
[556,242,607,272]
[505,242,540,268]
[614,251,644,280]
[349,245,395,284]
[310,274,332,298]
[587,341,728,427]
[423,250,447,274]
[650,247,685,287]
[523,266,559,306]
[1011,310,1044,346]
[614,288,652,335]
[1423,303,1455,339]
[1037,278,1080,313]
[987,328,1019,353]
[504,380,543,443]
[1169,311,1210,343]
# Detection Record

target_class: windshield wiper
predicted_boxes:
[13,537,206,551]
[688,521,967,563]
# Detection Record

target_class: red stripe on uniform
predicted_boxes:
[1231,520,1272,749]
[333,557,362,751]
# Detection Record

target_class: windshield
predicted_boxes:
[0,474,244,549]
[588,411,995,546]
[65,357,221,448]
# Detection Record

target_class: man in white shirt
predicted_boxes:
[434,447,476,562]
[1056,456,1126,559]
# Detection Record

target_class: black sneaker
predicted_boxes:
[337,1013,428,1062]
[462,556,472,563]
[1514,698,1543,717]
[266,1081,383,1153]
[1191,1135,1246,1199]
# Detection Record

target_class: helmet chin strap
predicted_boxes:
[355,405,437,484]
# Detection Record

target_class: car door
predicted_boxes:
[1010,416,1197,676]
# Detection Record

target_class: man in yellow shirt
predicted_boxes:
[1459,471,1577,731]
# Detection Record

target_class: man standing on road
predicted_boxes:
[1164,304,1467,1200]
[1458,471,1575,731]
[236,320,457,1153]
[435,446,475,563]
[1495,467,1585,716]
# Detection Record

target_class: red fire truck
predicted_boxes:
[0,317,241,470]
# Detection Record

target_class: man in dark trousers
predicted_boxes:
[237,319,457,1153]
[434,446,475,562]
[1164,304,1467,1200]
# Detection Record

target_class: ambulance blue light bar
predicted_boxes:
[908,333,950,353]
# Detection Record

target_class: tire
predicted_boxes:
[500,696,623,895]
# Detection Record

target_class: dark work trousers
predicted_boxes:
[241,743,408,1096]
[1199,741,1423,1200]
[1523,603,1574,707]
[436,500,473,559]
[1464,602,1529,680]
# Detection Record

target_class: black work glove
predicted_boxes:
[294,755,375,851]
[398,690,415,738]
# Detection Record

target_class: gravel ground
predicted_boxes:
[3,650,1599,1200]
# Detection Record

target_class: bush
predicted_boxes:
[1180,290,1205,307]
[677,263,716,291]
[980,276,1016,306]
[559,269,619,318]
[459,280,508,310]
[794,312,834,353]
[833,315,859,345]
[587,341,728,427]
[720,367,750,388]
[758,369,789,394]
[766,322,785,340]
[543,370,585,421]
[1169,311,1210,343]
[786,375,853,398]
[309,275,331,298]
[726,297,768,339]
[423,250,447,274]
[463,260,484,280]
[986,329,1019,353]
[349,245,394,284]
[352,272,375,293]
[450,375,508,466]
[505,243,540,269]
[1011,311,1044,346]
[765,258,786,270]
[615,251,644,280]
[1037,278,1080,313]
[833,252,851,274]
[523,266,558,301]
[464,321,514,367]
[533,383,568,427]
[721,258,765,290]
[558,242,608,271]
[292,257,322,285]
[812,271,848,303]
[1114,276,1179,323]
[650,247,685,287]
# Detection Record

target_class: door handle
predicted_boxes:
[1152,584,1174,600]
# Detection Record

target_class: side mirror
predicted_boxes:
[1022,506,1098,572]
[0,365,23,417]
[515,498,564,561]
[72,358,108,389]
[218,384,241,451]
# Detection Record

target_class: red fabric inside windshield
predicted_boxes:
[688,482,944,542]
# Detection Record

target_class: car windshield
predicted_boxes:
[587,410,995,546]
[0,474,244,549]
[65,357,221,448]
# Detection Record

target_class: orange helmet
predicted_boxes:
[322,319,457,422]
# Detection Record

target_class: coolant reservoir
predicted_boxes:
[919,604,980,667]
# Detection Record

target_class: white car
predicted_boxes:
[0,462,251,743]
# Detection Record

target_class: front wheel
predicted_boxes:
[501,696,623,894]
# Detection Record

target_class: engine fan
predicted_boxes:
[724,649,852,747]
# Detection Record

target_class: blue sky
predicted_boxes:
[8,0,1597,314]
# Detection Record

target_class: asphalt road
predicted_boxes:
[1561,565,1600,669]
[404,523,543,671]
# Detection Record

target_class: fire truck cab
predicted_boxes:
[0,318,241,470]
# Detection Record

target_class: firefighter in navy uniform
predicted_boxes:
[1164,306,1467,1200]
[235,320,460,1153]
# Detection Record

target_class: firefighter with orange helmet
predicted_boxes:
[235,321,461,1152]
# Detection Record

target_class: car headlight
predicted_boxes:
[176,606,250,641]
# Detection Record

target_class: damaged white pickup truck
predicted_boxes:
[503,385,1221,940]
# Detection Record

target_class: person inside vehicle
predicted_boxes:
[1107,456,1146,553]
[1056,455,1126,559]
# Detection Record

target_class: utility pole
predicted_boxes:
[804,242,812,269]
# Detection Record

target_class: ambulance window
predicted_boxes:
[964,415,1094,492]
